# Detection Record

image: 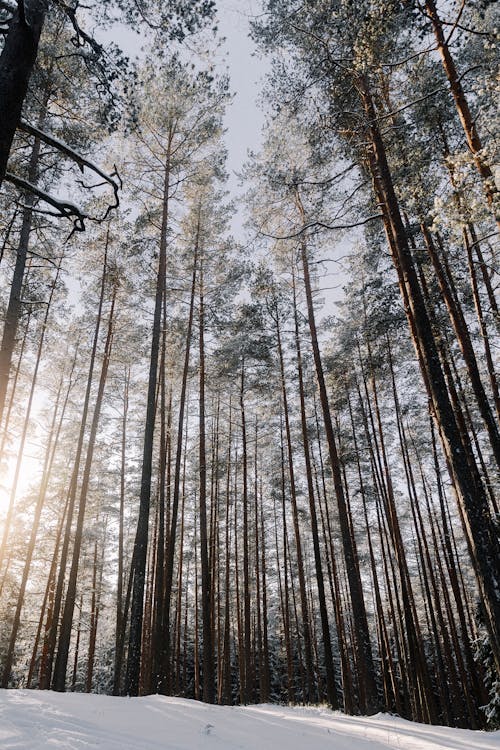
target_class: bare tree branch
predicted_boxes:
[260,213,383,240]
[444,0,466,45]
[55,1,103,53]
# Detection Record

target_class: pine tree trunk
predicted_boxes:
[86,528,106,693]
[40,244,109,688]
[36,492,70,689]
[113,367,130,695]
[0,257,62,575]
[126,136,172,695]
[151,294,168,687]
[275,316,316,703]
[420,222,500,467]
[2,340,75,687]
[277,424,294,703]
[239,363,253,703]
[463,229,500,422]
[157,221,199,694]
[424,0,499,221]
[198,255,215,703]
[0,306,31,467]
[52,282,116,690]
[295,212,378,714]
[0,3,46,185]
[359,75,500,672]
[292,272,338,709]
[220,398,233,705]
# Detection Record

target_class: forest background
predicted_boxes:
[0,0,498,734]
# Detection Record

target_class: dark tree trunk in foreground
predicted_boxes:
[420,222,500,469]
[0,93,47,428]
[0,3,47,185]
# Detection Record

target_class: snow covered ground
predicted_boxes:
[1,690,499,750]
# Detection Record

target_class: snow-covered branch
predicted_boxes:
[0,0,15,32]
[0,0,15,13]
[5,172,87,232]
[18,119,122,219]
[55,1,103,53]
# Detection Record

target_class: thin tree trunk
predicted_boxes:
[275,314,316,703]
[198,254,215,703]
[113,367,130,695]
[86,523,106,693]
[424,0,499,220]
[220,398,233,705]
[239,362,253,703]
[463,228,500,422]
[126,133,172,696]
[295,210,378,714]
[291,271,338,709]
[70,593,83,691]
[41,241,109,689]
[420,222,500,467]
[52,281,117,690]
[0,256,63,575]
[2,340,76,687]
[158,220,199,694]
[35,491,70,689]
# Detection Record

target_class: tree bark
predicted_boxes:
[198,254,215,702]
[295,209,378,714]
[1,338,75,687]
[52,281,116,690]
[292,271,338,709]
[126,134,172,695]
[40,244,108,689]
[0,3,47,185]
[359,74,500,673]
[424,0,499,222]
[156,219,199,694]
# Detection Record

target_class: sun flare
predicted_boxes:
[0,447,43,521]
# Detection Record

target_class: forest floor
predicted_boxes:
[1,689,499,749]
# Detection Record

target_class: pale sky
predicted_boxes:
[215,0,349,310]
[101,1,347,308]
[216,1,267,179]
[215,0,268,237]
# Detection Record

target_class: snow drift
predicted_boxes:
[1,690,499,750]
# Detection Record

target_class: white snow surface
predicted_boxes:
[1,690,499,750]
